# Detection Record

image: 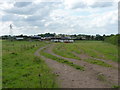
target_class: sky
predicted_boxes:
[0,0,119,36]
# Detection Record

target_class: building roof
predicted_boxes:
[16,37,24,40]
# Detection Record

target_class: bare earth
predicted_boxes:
[34,44,118,88]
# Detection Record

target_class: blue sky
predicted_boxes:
[0,0,119,35]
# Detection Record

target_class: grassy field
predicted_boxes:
[2,41,58,88]
[53,41,118,62]
[2,40,118,88]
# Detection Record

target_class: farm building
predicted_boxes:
[51,37,74,43]
[15,37,24,40]
[30,36,41,41]
[41,37,52,41]
[31,36,41,39]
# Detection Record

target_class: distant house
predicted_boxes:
[16,37,24,40]
[41,37,52,41]
[51,38,61,42]
[79,36,86,40]
[63,40,74,43]
[31,36,41,39]
[51,37,74,43]
[30,36,41,41]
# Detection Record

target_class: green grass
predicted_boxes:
[2,41,58,88]
[53,43,81,60]
[76,41,118,62]
[40,48,85,71]
[2,40,118,88]
[112,85,120,88]
[84,59,112,67]
[53,41,118,62]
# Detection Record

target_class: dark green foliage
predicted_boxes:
[112,85,120,88]
[104,34,120,45]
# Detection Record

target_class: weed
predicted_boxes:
[97,73,106,81]
[112,85,120,88]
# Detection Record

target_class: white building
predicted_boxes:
[16,37,24,40]
[51,39,74,43]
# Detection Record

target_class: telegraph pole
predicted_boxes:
[9,24,13,41]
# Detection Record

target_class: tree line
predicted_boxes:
[1,33,120,45]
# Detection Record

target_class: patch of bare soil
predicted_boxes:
[46,44,118,87]
[72,52,90,59]
[35,45,111,88]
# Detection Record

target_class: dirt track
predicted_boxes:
[34,44,118,88]
[72,52,118,69]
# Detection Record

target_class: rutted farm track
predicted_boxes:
[35,44,118,88]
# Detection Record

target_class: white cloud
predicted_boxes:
[0,0,118,36]
[0,2,14,10]
[63,0,117,9]
[88,10,117,28]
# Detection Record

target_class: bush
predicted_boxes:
[104,34,119,45]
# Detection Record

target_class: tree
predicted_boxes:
[95,34,104,40]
